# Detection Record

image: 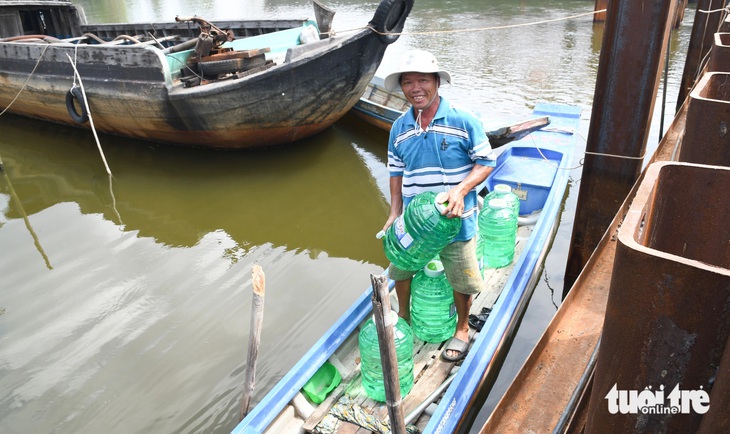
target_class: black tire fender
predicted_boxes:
[198,58,246,78]
[65,86,89,124]
[368,0,414,44]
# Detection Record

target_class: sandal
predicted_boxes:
[441,337,469,362]
[468,307,492,332]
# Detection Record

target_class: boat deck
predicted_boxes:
[266,224,534,433]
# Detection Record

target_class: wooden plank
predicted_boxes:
[402,357,455,417]
[487,116,550,147]
[201,47,270,62]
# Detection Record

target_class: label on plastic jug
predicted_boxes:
[393,216,414,249]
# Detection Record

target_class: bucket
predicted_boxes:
[301,361,342,404]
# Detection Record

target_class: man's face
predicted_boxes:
[400,72,439,111]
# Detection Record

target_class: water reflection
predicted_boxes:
[0,158,53,269]
[0,111,390,433]
[0,114,389,264]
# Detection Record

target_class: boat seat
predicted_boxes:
[486,146,563,215]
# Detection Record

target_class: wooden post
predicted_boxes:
[313,0,335,38]
[370,274,407,434]
[239,265,266,420]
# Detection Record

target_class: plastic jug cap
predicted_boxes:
[489,198,507,209]
[371,310,399,326]
[434,192,449,214]
[494,184,512,193]
[423,259,445,277]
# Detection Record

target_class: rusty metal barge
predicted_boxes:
[0,0,413,149]
[480,1,730,433]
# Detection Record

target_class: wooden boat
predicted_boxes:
[0,0,414,149]
[232,103,581,434]
[349,76,551,148]
[349,75,410,132]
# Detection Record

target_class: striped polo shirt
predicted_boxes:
[387,97,496,241]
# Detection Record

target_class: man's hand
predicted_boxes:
[438,164,494,218]
[382,212,399,233]
[437,189,466,218]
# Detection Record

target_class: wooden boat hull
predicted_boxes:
[0,1,413,149]
[233,103,581,434]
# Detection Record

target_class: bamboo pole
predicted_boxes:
[370,274,407,434]
[239,265,266,420]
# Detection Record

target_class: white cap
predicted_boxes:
[383,49,452,92]
[489,198,508,209]
[494,184,512,194]
[423,260,445,277]
[434,191,450,214]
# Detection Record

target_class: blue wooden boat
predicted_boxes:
[232,103,581,434]
[0,0,413,149]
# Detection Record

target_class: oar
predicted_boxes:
[486,116,551,148]
[239,265,266,420]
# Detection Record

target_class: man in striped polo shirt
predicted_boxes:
[381,50,496,362]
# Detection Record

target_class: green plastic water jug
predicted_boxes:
[358,311,414,402]
[411,260,456,343]
[383,191,461,272]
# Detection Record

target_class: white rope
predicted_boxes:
[330,9,607,37]
[698,6,730,14]
[65,51,127,227]
[64,51,113,176]
[584,150,645,160]
[65,50,124,225]
[526,129,584,171]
